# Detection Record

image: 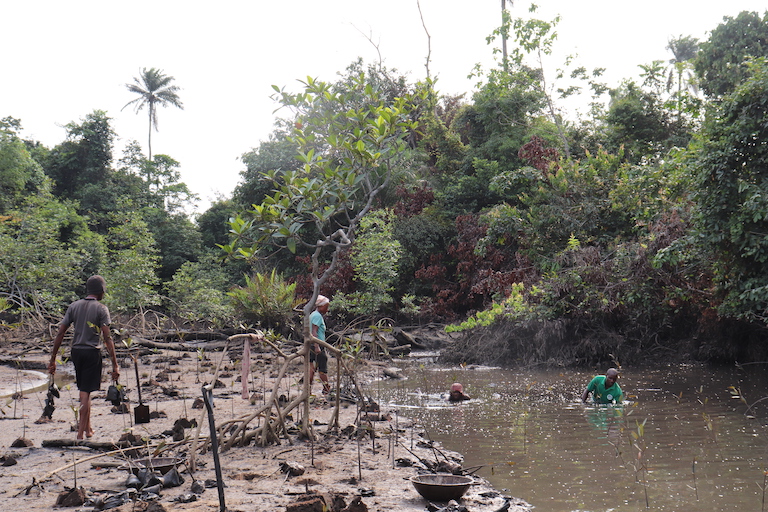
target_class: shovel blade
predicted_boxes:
[134,404,150,424]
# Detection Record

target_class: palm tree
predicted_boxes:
[665,35,699,122]
[501,0,511,70]
[122,68,184,161]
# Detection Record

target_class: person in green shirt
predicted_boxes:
[581,368,623,404]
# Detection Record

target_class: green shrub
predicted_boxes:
[334,209,402,317]
[165,252,234,326]
[227,269,298,329]
[446,282,540,332]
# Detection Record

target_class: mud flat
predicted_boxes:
[0,341,530,512]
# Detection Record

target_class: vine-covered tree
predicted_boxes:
[234,125,301,209]
[101,200,161,313]
[692,59,768,322]
[0,191,106,322]
[46,110,114,200]
[603,80,672,161]
[694,10,768,98]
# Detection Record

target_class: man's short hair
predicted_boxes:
[86,275,106,295]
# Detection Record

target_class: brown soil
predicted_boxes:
[0,335,530,512]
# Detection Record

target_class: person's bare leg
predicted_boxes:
[77,391,93,439]
[309,364,316,394]
[319,372,330,394]
[86,413,94,438]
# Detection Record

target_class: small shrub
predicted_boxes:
[227,269,298,329]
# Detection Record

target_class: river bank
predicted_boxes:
[0,334,530,512]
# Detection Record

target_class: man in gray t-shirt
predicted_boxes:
[49,275,119,439]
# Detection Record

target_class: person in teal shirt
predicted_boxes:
[581,368,623,404]
[309,295,331,395]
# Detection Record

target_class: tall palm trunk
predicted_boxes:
[147,103,154,161]
[501,0,508,68]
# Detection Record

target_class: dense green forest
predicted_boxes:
[3,10,768,366]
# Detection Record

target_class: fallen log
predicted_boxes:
[39,437,197,482]
[393,328,426,350]
[388,344,411,356]
[41,439,133,450]
[382,367,403,379]
[393,328,414,345]
[0,357,48,371]
[152,331,225,342]
[131,336,230,352]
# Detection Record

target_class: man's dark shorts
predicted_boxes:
[71,347,102,393]
[310,349,328,373]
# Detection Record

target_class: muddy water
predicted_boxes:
[0,365,73,399]
[376,360,768,512]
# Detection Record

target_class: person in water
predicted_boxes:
[448,382,471,402]
[581,368,623,404]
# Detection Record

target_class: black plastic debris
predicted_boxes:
[125,473,142,489]
[175,493,199,503]
[190,480,205,494]
[162,467,185,488]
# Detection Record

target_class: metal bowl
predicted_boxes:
[410,474,473,501]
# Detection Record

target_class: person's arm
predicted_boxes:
[582,378,593,403]
[582,376,597,403]
[48,323,69,375]
[102,325,120,381]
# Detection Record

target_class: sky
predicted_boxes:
[3,1,767,213]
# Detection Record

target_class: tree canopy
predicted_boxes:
[5,10,768,366]
[694,11,768,98]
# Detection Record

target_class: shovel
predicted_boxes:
[133,356,150,424]
[202,385,226,512]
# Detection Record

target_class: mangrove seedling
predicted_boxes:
[196,347,206,383]
[630,418,650,508]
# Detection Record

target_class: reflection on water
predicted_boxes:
[0,365,74,399]
[377,362,768,512]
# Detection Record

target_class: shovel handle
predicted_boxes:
[202,385,226,512]
[133,356,143,404]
